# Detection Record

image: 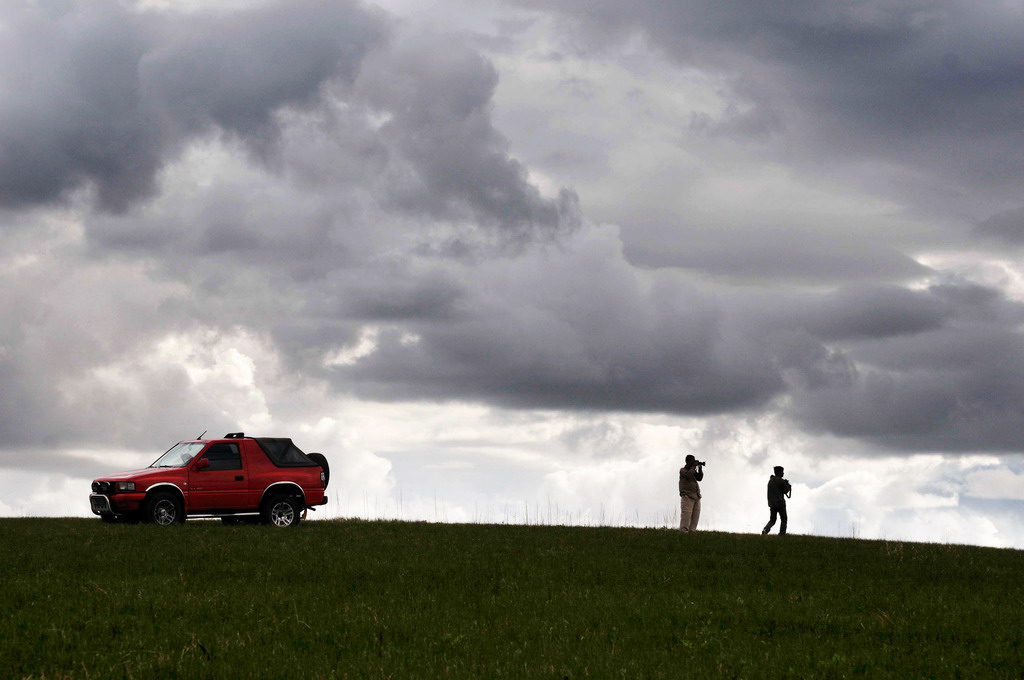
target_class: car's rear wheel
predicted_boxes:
[144,491,184,525]
[262,494,301,527]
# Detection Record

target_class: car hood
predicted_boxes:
[96,467,182,482]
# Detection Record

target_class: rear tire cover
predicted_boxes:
[307,452,330,488]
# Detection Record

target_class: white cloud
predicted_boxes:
[0,471,95,518]
[964,467,1024,501]
[324,326,382,367]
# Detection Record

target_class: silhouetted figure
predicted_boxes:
[678,454,704,532]
[762,466,791,535]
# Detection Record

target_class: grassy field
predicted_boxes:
[1,519,1021,679]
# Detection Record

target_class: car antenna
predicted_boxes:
[197,430,207,440]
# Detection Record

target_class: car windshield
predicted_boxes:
[150,442,207,468]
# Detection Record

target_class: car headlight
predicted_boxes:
[115,481,136,493]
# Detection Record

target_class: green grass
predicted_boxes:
[1,519,1021,679]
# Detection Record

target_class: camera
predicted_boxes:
[696,460,707,466]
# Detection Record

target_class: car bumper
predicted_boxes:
[90,493,145,516]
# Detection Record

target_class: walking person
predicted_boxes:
[762,466,792,535]
[678,454,704,532]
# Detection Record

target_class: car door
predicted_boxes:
[187,442,248,511]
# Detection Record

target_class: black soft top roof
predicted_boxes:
[254,438,317,467]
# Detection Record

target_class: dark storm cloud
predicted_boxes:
[788,327,1024,451]
[342,265,465,322]
[0,0,386,212]
[140,1,380,140]
[327,235,785,414]
[0,2,153,210]
[514,0,1024,217]
[976,207,1024,245]
[800,285,949,341]
[623,228,929,284]
[773,280,1024,451]
[76,9,579,257]
[354,31,580,243]
[321,261,1024,455]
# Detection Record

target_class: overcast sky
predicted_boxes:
[2,0,1023,548]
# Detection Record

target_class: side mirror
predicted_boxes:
[195,458,211,470]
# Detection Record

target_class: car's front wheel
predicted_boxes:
[143,491,184,525]
[262,494,301,527]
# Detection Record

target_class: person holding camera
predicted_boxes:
[762,465,792,535]
[678,454,705,532]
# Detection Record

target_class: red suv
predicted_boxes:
[89,433,329,527]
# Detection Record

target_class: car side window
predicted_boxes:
[200,443,241,471]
